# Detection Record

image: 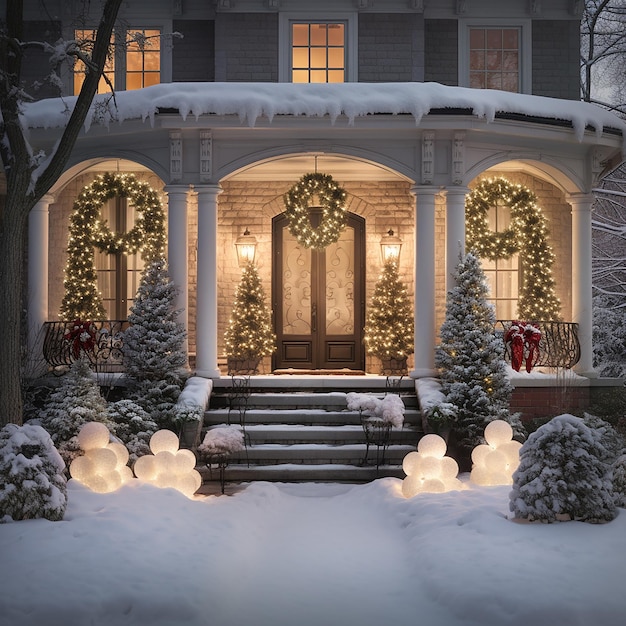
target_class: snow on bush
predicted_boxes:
[0,424,67,523]
[39,357,112,466]
[613,455,626,508]
[509,414,617,523]
[346,392,405,428]
[582,413,624,464]
[593,295,626,379]
[198,425,245,458]
[107,400,158,463]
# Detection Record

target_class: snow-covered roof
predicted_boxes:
[22,82,626,144]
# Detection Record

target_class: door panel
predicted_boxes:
[273,211,365,370]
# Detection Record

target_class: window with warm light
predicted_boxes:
[291,22,345,83]
[481,203,520,319]
[469,27,520,92]
[73,28,161,94]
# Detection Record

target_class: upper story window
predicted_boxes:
[460,21,531,94]
[279,13,357,82]
[469,28,519,92]
[291,22,345,83]
[73,28,162,94]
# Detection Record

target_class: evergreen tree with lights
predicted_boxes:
[363,260,414,365]
[224,262,275,364]
[435,251,523,451]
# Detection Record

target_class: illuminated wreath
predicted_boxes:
[60,172,166,320]
[283,173,347,249]
[465,178,535,260]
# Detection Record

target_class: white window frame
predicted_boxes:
[458,19,532,94]
[278,12,358,83]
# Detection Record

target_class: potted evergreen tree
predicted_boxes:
[224,262,275,374]
[364,260,414,375]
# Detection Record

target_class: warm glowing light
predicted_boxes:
[234,228,258,267]
[401,434,463,498]
[380,229,403,264]
[69,422,133,493]
[133,429,202,497]
[470,420,522,486]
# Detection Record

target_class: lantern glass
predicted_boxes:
[235,228,258,267]
[380,229,402,263]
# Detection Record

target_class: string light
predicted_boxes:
[60,173,166,320]
[465,178,561,320]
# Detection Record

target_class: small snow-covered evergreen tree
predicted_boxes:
[123,258,187,381]
[593,295,626,379]
[39,357,112,466]
[435,251,522,448]
[224,262,275,359]
[510,414,617,523]
[107,400,158,463]
[0,424,67,523]
[364,260,414,359]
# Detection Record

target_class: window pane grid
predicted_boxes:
[469,27,520,93]
[73,29,114,95]
[291,22,345,83]
[126,29,161,90]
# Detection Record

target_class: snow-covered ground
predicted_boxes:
[1,477,624,626]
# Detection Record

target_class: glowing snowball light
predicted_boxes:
[402,434,463,498]
[470,420,522,486]
[133,429,202,498]
[69,422,133,493]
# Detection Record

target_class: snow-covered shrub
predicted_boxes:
[0,424,67,523]
[107,399,158,463]
[346,392,405,428]
[613,455,626,508]
[128,377,182,430]
[509,414,617,523]
[593,295,626,379]
[424,402,458,434]
[583,413,624,464]
[198,425,245,459]
[38,357,112,466]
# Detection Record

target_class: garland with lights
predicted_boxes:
[283,172,347,249]
[60,173,166,320]
[465,178,561,320]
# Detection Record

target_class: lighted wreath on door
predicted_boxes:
[60,173,166,320]
[465,177,561,321]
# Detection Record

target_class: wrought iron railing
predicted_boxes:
[495,320,581,369]
[43,320,129,371]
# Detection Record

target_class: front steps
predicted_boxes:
[196,377,423,491]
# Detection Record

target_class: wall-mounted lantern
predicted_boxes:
[380,229,402,264]
[235,228,258,267]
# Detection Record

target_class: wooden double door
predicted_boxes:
[272,211,365,371]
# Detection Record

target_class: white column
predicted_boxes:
[568,193,596,376]
[411,186,439,377]
[195,184,222,378]
[445,186,468,292]
[164,185,190,360]
[27,194,53,374]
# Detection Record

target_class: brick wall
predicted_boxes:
[424,20,458,86]
[532,21,580,100]
[173,20,215,82]
[214,13,278,82]
[358,13,424,82]
[511,385,590,423]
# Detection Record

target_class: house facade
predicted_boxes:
[12,0,624,385]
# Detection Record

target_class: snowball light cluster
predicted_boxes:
[470,420,522,486]
[69,422,133,493]
[402,434,463,498]
[133,429,202,497]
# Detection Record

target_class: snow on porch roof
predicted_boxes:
[22,81,626,145]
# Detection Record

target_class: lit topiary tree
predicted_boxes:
[224,262,275,371]
[435,252,523,451]
[363,260,414,373]
[510,414,617,523]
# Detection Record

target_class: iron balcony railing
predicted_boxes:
[43,320,129,371]
[495,320,581,370]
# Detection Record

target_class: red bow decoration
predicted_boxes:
[63,320,96,359]
[504,321,541,373]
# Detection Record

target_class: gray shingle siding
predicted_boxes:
[532,20,580,100]
[214,13,278,82]
[358,13,424,82]
[173,20,215,82]
[424,20,458,86]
